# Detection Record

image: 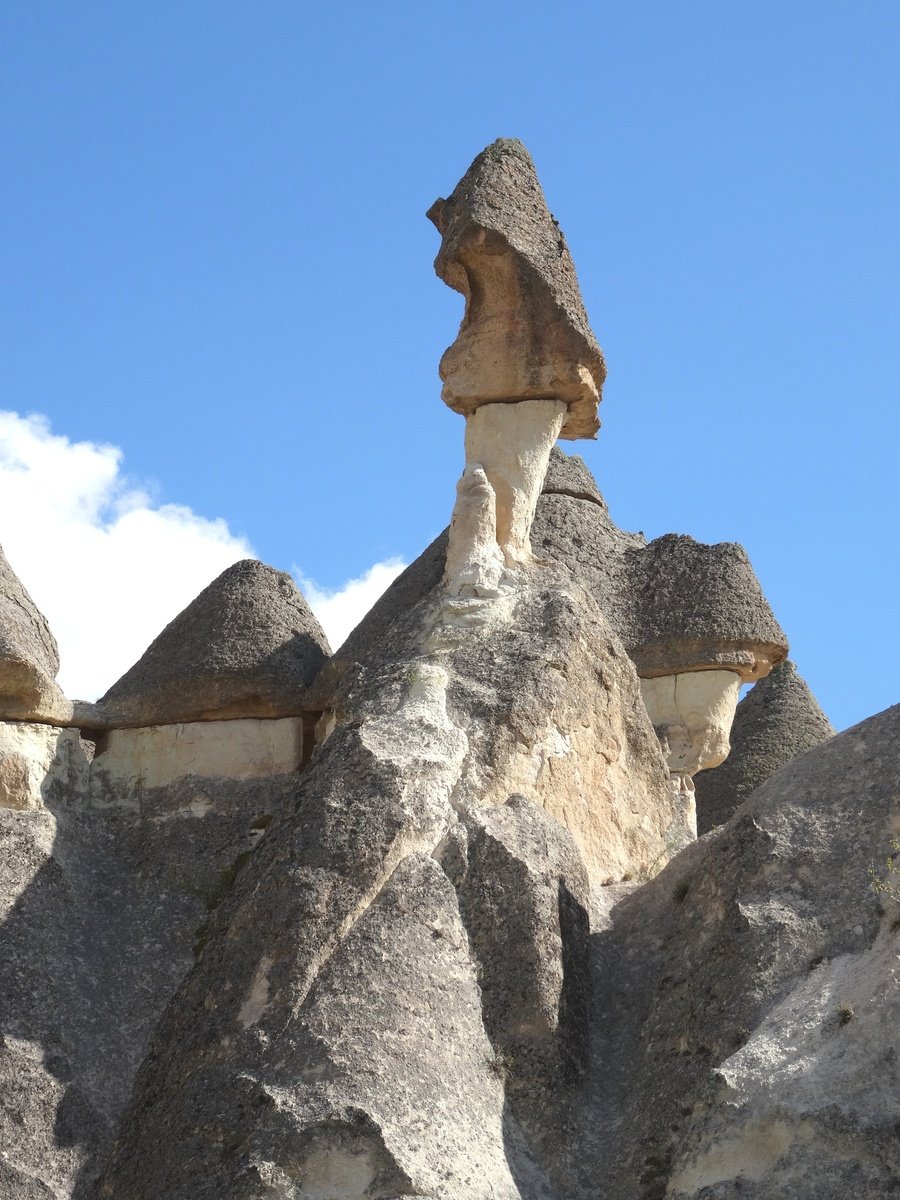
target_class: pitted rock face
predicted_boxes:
[99,559,330,727]
[694,660,835,834]
[624,534,788,682]
[428,138,605,439]
[0,544,70,723]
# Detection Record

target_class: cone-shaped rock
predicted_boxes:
[0,544,69,722]
[428,138,605,439]
[695,660,835,833]
[99,560,330,727]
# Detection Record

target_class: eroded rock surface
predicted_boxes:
[317,450,787,718]
[91,566,676,1199]
[572,703,900,1200]
[0,729,296,1198]
[99,559,330,727]
[3,139,892,1200]
[0,545,70,724]
[428,138,605,440]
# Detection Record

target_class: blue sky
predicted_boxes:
[1,1,897,731]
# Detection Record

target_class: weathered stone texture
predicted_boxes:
[695,660,835,834]
[0,741,295,1198]
[0,545,70,723]
[624,533,788,681]
[571,702,900,1200]
[99,559,330,727]
[90,567,675,1198]
[428,139,605,439]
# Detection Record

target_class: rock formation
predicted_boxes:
[0,543,70,724]
[99,559,330,727]
[2,139,894,1200]
[429,139,605,590]
[427,138,605,440]
[694,660,835,835]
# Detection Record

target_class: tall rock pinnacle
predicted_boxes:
[429,140,607,592]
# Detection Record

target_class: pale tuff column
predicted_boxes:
[444,398,567,596]
[640,669,743,841]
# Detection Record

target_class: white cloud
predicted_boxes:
[295,559,407,652]
[0,411,255,700]
[0,410,408,702]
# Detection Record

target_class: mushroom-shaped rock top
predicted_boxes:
[99,559,331,727]
[428,138,605,440]
[624,534,788,683]
[0,544,70,723]
[694,661,835,833]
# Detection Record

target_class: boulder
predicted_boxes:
[99,559,330,727]
[695,660,835,834]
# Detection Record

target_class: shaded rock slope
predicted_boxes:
[575,702,900,1200]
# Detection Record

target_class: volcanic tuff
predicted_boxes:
[428,138,605,439]
[1,139,894,1200]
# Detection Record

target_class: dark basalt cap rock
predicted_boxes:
[99,559,331,727]
[0,544,69,722]
[695,660,835,834]
[624,534,789,682]
[428,138,606,439]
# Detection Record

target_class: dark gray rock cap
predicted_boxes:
[99,559,331,727]
[624,533,789,681]
[541,445,606,507]
[428,139,598,349]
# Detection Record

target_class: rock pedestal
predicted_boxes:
[430,141,606,594]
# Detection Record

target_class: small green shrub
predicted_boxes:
[868,839,900,909]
